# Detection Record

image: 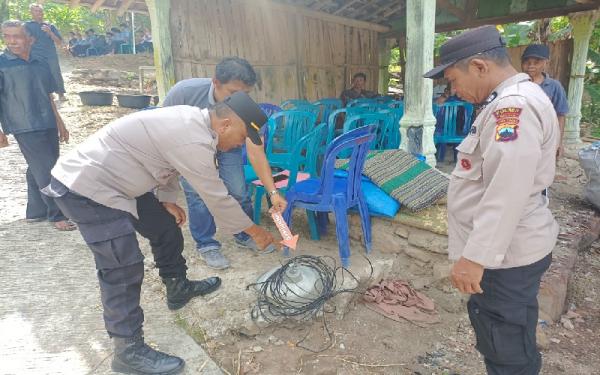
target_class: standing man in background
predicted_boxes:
[425,26,559,375]
[164,57,286,270]
[26,3,66,101]
[0,20,74,230]
[521,44,569,158]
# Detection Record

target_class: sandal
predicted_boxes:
[25,217,46,223]
[53,220,77,231]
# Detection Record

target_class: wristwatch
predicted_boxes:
[268,189,278,197]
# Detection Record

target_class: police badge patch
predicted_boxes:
[493,107,521,142]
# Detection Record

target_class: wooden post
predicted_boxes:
[145,0,175,102]
[399,0,437,166]
[377,38,394,95]
[564,10,599,144]
[0,0,8,24]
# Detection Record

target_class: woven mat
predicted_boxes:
[335,150,448,211]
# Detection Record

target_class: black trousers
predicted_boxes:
[52,181,187,337]
[468,253,552,375]
[14,129,65,222]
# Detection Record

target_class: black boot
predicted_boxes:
[111,330,185,375]
[163,276,221,310]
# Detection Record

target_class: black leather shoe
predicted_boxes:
[163,276,221,310]
[111,331,184,375]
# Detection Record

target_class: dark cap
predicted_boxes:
[424,25,506,79]
[521,44,549,60]
[222,91,267,145]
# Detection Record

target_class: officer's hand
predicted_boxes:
[244,224,278,252]
[161,202,187,227]
[269,193,287,213]
[451,257,484,294]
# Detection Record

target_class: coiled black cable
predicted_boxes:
[247,255,372,352]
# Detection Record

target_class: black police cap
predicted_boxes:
[521,44,550,60]
[424,25,506,79]
[222,91,267,146]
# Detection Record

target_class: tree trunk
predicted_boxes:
[0,0,9,24]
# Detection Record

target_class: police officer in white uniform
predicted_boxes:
[44,92,277,375]
[425,26,559,375]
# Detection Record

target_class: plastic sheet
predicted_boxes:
[579,141,600,210]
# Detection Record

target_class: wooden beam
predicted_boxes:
[69,0,80,7]
[347,0,379,19]
[146,0,175,100]
[256,0,390,33]
[369,2,405,22]
[435,3,600,32]
[381,1,600,38]
[117,0,136,16]
[332,0,360,15]
[464,0,478,22]
[437,0,466,21]
[91,0,107,12]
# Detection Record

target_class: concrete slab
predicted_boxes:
[0,220,222,375]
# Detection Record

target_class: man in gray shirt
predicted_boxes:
[44,92,277,375]
[164,57,286,269]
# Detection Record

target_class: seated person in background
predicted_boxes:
[67,31,79,56]
[435,85,451,105]
[340,72,378,106]
[91,34,109,55]
[72,29,95,57]
[136,28,153,53]
[435,85,469,134]
[119,22,131,45]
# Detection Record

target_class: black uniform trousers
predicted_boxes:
[51,178,187,338]
[468,253,552,375]
[14,128,66,222]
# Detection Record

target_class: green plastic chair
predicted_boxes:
[265,110,318,170]
[378,107,404,149]
[313,98,342,123]
[281,99,311,109]
[253,122,332,224]
[341,113,388,155]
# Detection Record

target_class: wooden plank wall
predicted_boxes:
[169,0,379,103]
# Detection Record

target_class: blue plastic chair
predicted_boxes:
[341,113,388,154]
[253,122,332,224]
[346,98,377,108]
[328,107,370,138]
[282,125,377,267]
[313,98,342,124]
[378,108,403,149]
[119,43,132,54]
[259,103,282,118]
[434,102,474,161]
[281,99,312,109]
[293,104,321,118]
[265,110,318,170]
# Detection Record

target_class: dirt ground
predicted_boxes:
[1,54,599,375]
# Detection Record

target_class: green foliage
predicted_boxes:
[548,16,571,42]
[500,22,534,47]
[5,0,151,37]
[583,84,600,127]
[8,1,109,33]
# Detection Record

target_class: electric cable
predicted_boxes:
[246,254,373,353]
